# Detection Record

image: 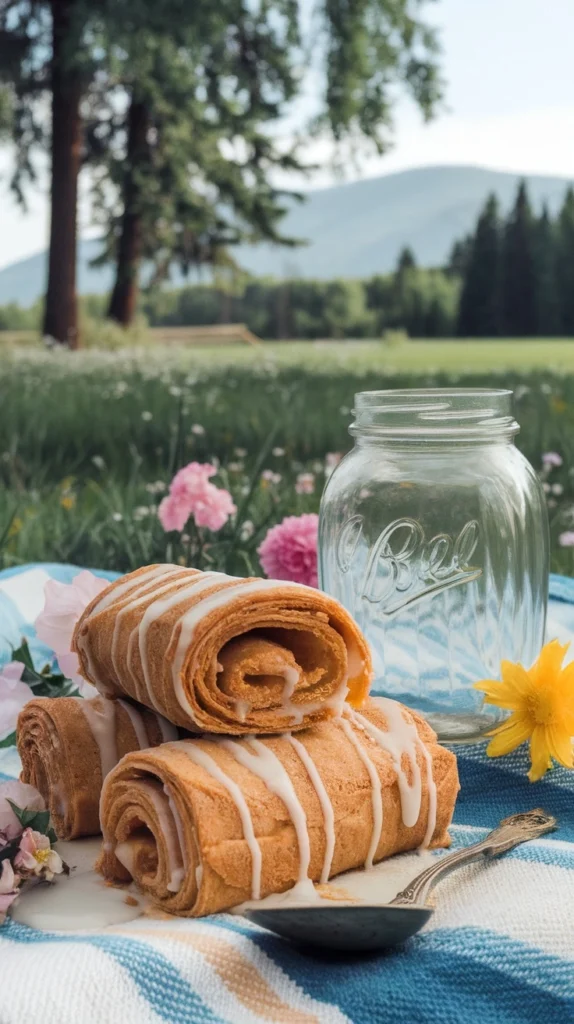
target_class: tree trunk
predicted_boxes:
[43,0,82,348]
[107,98,149,326]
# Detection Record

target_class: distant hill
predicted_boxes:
[0,164,572,307]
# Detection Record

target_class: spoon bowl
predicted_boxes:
[245,902,433,952]
[243,809,556,953]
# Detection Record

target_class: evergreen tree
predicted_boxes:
[501,180,538,337]
[456,194,502,337]
[446,234,473,277]
[556,187,574,335]
[396,247,417,274]
[534,204,560,336]
[0,0,445,342]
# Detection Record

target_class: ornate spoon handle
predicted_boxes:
[390,809,557,908]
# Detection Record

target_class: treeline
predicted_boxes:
[140,262,460,339]
[455,182,574,337]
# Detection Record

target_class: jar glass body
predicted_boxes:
[318,390,549,741]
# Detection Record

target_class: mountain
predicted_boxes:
[0,164,572,307]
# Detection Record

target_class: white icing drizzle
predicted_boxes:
[358,697,437,847]
[118,699,149,750]
[171,578,287,716]
[77,698,118,781]
[278,665,304,724]
[284,734,335,884]
[220,736,311,889]
[137,571,231,710]
[112,569,191,693]
[76,564,179,689]
[165,785,188,869]
[154,712,179,743]
[234,699,252,722]
[177,741,262,900]
[339,717,382,869]
[138,781,184,894]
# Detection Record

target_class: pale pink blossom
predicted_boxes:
[261,470,282,485]
[559,531,574,547]
[0,859,20,919]
[158,493,192,532]
[35,571,107,697]
[0,663,34,741]
[15,828,63,881]
[295,472,315,495]
[325,452,342,477]
[159,462,236,533]
[0,781,45,842]
[542,452,563,468]
[192,485,237,531]
[258,513,319,588]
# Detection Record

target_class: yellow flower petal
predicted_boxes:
[529,726,553,782]
[474,676,529,708]
[500,661,536,696]
[486,714,531,757]
[531,640,569,687]
[545,725,574,769]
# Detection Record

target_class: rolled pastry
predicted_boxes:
[72,564,373,734]
[17,696,177,840]
[98,697,459,917]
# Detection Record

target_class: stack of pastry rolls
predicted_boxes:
[18,564,459,917]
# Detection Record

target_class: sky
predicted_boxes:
[0,0,573,270]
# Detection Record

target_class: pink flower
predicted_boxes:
[35,571,107,696]
[261,470,282,485]
[192,485,237,531]
[559,531,574,547]
[15,828,63,881]
[159,462,236,534]
[158,493,192,532]
[258,513,319,588]
[0,663,34,741]
[0,781,45,842]
[295,472,315,495]
[542,452,563,468]
[0,859,20,920]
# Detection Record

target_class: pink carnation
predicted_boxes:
[35,570,108,697]
[158,493,191,533]
[258,513,319,588]
[0,859,20,919]
[159,461,236,534]
[0,780,45,842]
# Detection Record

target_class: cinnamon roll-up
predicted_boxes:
[73,564,373,734]
[98,697,459,917]
[17,696,177,839]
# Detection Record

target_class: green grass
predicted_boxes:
[1,342,573,577]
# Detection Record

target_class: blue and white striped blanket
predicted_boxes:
[1,564,574,1024]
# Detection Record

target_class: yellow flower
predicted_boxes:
[60,494,76,510]
[475,640,574,782]
[550,396,567,414]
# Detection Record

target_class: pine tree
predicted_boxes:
[456,194,502,337]
[0,0,445,340]
[556,187,574,335]
[534,205,560,336]
[501,180,538,337]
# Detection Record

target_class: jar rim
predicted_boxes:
[352,387,519,440]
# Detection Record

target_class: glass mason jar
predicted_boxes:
[319,389,549,742]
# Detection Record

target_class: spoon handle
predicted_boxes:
[390,808,557,907]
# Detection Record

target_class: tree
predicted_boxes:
[534,205,560,336]
[456,194,502,337]
[556,187,574,335]
[501,180,538,337]
[446,234,473,277]
[1,0,444,342]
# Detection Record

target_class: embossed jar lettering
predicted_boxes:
[337,516,481,614]
[319,388,549,742]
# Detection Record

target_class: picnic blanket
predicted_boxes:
[1,563,574,1024]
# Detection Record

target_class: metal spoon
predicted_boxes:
[244,809,556,952]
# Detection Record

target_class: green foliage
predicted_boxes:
[1,344,574,582]
[456,194,502,337]
[454,182,574,338]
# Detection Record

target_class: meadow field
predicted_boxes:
[0,339,573,577]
